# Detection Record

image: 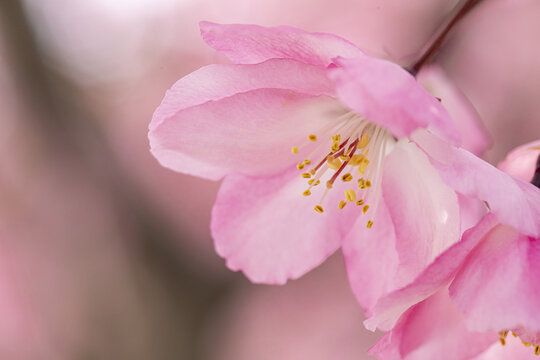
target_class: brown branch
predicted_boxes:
[410,0,483,74]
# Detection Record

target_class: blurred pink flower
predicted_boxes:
[149,22,483,295]
[497,140,540,183]
[365,141,540,359]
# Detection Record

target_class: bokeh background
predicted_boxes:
[0,0,539,359]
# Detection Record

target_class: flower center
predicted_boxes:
[499,330,540,355]
[291,110,394,229]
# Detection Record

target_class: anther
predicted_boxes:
[523,341,532,347]
[303,159,311,165]
[535,345,540,355]
[342,173,353,182]
[327,156,342,171]
[366,220,373,229]
[308,134,317,141]
[291,146,299,154]
[314,205,324,213]
[358,133,370,148]
[340,155,350,161]
[302,173,311,178]
[366,180,372,188]
[362,205,370,214]
[297,162,305,170]
[358,159,369,175]
[338,200,347,210]
[499,338,506,346]
[345,189,356,202]
[356,199,364,206]
[326,181,334,189]
[349,154,364,166]
[358,178,366,189]
[303,190,311,196]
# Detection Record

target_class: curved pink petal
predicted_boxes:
[342,198,399,312]
[211,166,360,284]
[497,140,540,182]
[417,65,492,156]
[328,57,460,145]
[474,334,540,360]
[149,59,338,180]
[512,328,540,345]
[382,140,461,287]
[450,224,540,333]
[413,131,540,238]
[370,289,496,360]
[365,214,499,331]
[200,21,364,67]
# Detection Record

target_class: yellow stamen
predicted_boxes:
[326,181,333,189]
[366,220,373,229]
[327,156,342,171]
[366,180,372,188]
[314,205,324,213]
[303,159,311,165]
[303,189,311,196]
[512,332,518,338]
[297,162,305,170]
[338,200,347,210]
[310,169,316,175]
[342,173,353,182]
[332,134,341,142]
[535,345,540,355]
[349,154,364,166]
[308,134,317,141]
[345,189,356,202]
[358,133,370,148]
[358,178,366,189]
[357,158,369,175]
[362,205,370,214]
[340,155,350,161]
[302,172,312,178]
[522,341,531,347]
[356,199,364,206]
[499,338,506,346]
[291,146,299,154]
[331,142,340,152]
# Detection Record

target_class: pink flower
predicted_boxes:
[366,141,540,359]
[148,22,491,299]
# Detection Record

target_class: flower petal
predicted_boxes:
[328,57,460,145]
[211,166,360,284]
[364,214,499,331]
[474,333,540,360]
[450,224,540,333]
[417,65,492,156]
[342,198,399,312]
[497,140,540,183]
[149,59,337,180]
[369,289,496,360]
[413,131,540,238]
[200,21,364,67]
[382,139,461,286]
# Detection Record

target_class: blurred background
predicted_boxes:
[0,0,538,359]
